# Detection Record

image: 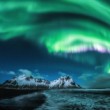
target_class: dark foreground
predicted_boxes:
[0,89,110,110]
[0,88,46,100]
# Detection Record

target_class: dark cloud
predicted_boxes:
[78,72,110,89]
[89,74,110,89]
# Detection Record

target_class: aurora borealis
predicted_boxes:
[0,0,110,88]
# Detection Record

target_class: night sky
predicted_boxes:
[0,0,110,88]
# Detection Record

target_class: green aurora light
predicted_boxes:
[0,0,110,72]
[0,0,110,53]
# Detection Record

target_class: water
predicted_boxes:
[0,89,110,110]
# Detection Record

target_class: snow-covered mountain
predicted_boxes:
[2,74,50,89]
[1,75,81,89]
[49,76,81,89]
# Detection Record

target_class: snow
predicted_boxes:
[49,76,78,88]
[4,74,80,89]
[13,74,49,87]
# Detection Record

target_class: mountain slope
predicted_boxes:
[50,76,81,89]
[2,74,50,89]
[1,75,81,89]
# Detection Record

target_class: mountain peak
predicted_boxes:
[50,76,81,89]
[1,75,81,89]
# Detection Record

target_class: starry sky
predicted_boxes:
[0,0,110,88]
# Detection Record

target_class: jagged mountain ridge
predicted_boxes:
[1,75,81,89]
[2,74,50,89]
[50,76,81,88]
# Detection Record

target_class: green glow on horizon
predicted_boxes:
[104,63,110,74]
